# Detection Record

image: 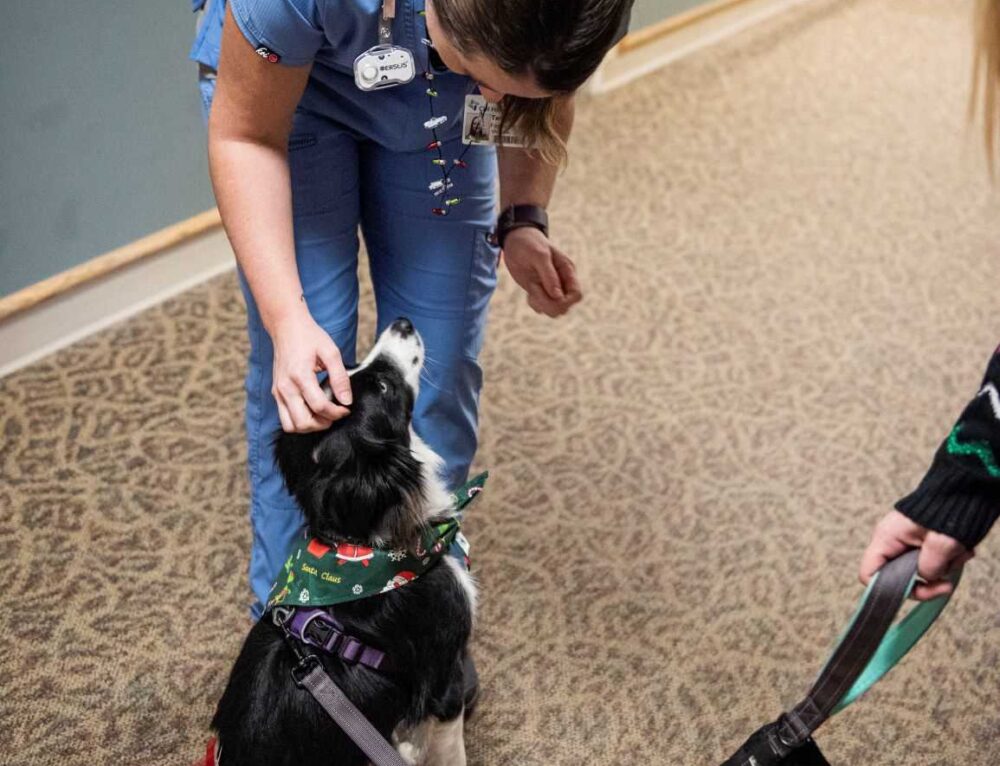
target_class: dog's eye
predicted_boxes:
[378,380,389,394]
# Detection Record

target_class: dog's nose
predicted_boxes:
[391,317,415,337]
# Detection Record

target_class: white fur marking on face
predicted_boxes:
[351,324,424,393]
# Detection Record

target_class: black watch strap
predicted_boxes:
[495,204,548,248]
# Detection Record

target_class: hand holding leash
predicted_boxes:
[720,548,963,765]
[860,510,973,601]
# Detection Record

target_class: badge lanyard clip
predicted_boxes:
[378,0,395,45]
[353,0,415,91]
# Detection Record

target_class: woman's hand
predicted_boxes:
[502,227,582,317]
[859,510,974,601]
[270,307,352,433]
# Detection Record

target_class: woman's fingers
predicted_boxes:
[318,343,353,407]
[275,392,294,433]
[537,255,564,301]
[527,257,580,316]
[299,374,346,423]
[912,580,955,601]
[275,380,331,433]
[552,249,582,301]
[526,282,567,317]
[909,532,971,600]
[859,525,909,585]
[918,532,967,583]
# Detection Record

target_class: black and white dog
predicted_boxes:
[211,319,476,766]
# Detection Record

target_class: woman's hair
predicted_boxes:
[433,0,632,164]
[972,0,1000,171]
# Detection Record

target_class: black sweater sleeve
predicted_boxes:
[896,346,1000,549]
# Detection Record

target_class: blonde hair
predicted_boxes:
[501,96,570,166]
[972,0,1000,171]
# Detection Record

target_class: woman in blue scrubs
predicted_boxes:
[191,0,632,616]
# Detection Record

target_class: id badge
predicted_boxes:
[462,94,526,147]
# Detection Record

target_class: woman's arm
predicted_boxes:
[497,96,574,210]
[497,96,582,318]
[210,3,351,431]
[860,344,1000,598]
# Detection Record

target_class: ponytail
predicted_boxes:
[972,0,1000,171]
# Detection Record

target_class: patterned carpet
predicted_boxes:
[3,0,1000,763]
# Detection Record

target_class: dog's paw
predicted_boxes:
[396,742,420,766]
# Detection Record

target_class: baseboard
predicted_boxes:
[0,209,223,321]
[589,0,814,94]
[0,226,235,378]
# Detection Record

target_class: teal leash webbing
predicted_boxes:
[778,549,961,746]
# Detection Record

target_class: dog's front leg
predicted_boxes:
[395,718,433,766]
[421,713,466,766]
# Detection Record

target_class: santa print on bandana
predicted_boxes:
[265,472,487,611]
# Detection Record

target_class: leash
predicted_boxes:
[292,656,409,766]
[721,549,961,765]
[272,606,410,766]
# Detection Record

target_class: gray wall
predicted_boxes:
[631,0,711,31]
[0,2,215,298]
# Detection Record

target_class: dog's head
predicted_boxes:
[274,318,430,543]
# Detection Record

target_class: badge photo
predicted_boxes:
[462,94,526,147]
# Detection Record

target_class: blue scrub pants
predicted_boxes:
[201,75,499,616]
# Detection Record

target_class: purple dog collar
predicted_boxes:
[285,608,392,673]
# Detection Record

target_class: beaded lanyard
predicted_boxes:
[416,10,485,217]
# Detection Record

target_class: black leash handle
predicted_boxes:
[721,549,961,765]
[777,549,919,747]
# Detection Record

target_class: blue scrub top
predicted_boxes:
[190,0,474,151]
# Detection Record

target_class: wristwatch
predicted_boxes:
[495,204,548,248]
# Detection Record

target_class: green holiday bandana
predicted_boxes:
[266,472,487,610]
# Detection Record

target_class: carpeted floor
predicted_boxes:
[3,0,1000,763]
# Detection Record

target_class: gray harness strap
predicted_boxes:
[294,656,410,766]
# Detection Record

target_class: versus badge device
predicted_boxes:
[354,45,415,91]
[354,0,415,91]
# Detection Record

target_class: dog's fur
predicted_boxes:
[212,321,474,766]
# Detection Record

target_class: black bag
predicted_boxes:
[721,722,830,766]
[719,550,960,766]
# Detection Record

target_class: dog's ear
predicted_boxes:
[310,438,425,541]
[309,426,354,468]
[273,430,321,499]
[322,440,425,541]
